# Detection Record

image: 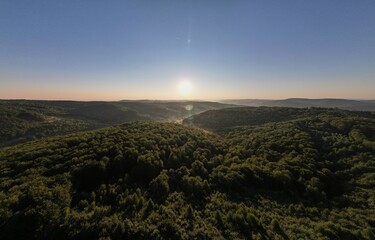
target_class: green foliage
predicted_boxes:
[185,106,375,132]
[0,107,374,239]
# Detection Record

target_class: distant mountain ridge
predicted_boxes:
[220,98,375,111]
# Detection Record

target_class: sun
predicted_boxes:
[178,81,192,96]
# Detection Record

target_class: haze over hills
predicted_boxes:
[117,100,237,120]
[2,98,375,148]
[0,99,235,147]
[220,98,375,111]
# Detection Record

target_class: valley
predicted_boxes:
[0,104,374,239]
[0,100,235,147]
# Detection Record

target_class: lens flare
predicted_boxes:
[185,104,193,111]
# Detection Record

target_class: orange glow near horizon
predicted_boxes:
[1,72,374,101]
[1,82,374,101]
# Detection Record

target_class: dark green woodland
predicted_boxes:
[0,106,374,239]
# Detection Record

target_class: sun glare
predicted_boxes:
[178,81,192,96]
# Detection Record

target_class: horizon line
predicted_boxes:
[0,97,374,102]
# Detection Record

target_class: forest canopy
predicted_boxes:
[0,107,374,239]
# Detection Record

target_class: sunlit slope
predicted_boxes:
[0,120,374,239]
[184,106,375,132]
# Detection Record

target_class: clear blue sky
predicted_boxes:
[0,0,374,100]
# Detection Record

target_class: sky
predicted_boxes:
[0,0,374,100]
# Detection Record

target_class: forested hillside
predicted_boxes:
[1,113,374,239]
[0,100,234,147]
[184,107,375,132]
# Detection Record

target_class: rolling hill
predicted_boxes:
[0,110,374,239]
[183,106,375,132]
